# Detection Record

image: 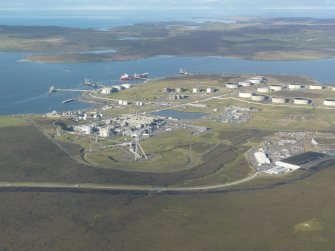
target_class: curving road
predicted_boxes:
[0,172,258,193]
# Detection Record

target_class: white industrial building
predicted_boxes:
[206,88,214,93]
[99,127,111,138]
[74,125,93,135]
[265,166,291,175]
[192,88,200,93]
[275,160,301,170]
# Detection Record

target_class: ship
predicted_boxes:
[120,72,149,81]
[179,68,191,75]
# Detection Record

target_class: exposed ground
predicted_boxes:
[1,18,335,62]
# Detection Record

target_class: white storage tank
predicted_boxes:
[239,82,251,87]
[309,85,324,90]
[176,87,185,93]
[332,87,335,91]
[288,84,303,90]
[251,94,266,101]
[323,99,335,106]
[226,83,239,89]
[192,88,199,93]
[249,79,261,85]
[101,87,112,94]
[293,98,310,105]
[272,97,288,104]
[257,87,270,93]
[121,83,132,89]
[269,85,283,91]
[113,85,123,91]
[239,92,253,98]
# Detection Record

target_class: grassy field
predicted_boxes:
[1,161,335,250]
[0,116,29,127]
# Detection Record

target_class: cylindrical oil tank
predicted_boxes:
[250,79,261,85]
[226,83,239,89]
[192,88,199,93]
[293,98,310,105]
[239,92,253,98]
[288,84,303,90]
[257,87,270,93]
[121,83,132,89]
[272,97,287,104]
[270,85,283,91]
[309,85,324,90]
[251,94,266,101]
[113,85,123,91]
[239,82,251,87]
[323,99,335,106]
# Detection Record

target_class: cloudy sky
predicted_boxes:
[1,0,335,11]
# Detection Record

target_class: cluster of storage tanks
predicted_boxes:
[227,76,266,89]
[101,84,132,94]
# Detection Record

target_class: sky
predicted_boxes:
[0,0,335,27]
[1,0,335,11]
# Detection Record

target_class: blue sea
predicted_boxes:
[1,53,335,115]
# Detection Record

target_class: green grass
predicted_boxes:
[0,116,29,127]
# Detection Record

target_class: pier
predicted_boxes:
[48,85,90,94]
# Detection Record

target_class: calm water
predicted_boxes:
[1,52,335,115]
[152,109,207,120]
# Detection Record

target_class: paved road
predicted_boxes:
[0,172,258,193]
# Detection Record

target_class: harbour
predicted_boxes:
[2,53,335,115]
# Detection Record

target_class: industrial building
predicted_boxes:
[192,88,199,93]
[176,87,185,93]
[206,87,214,93]
[265,166,291,175]
[254,151,270,166]
[275,151,331,170]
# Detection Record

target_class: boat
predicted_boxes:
[120,72,149,81]
[179,68,191,75]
